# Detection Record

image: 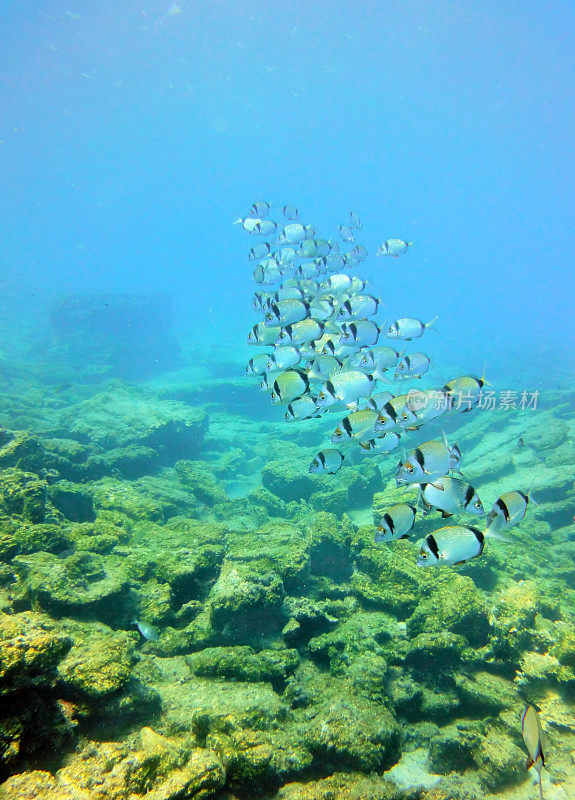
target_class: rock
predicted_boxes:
[186,646,299,688]
[13,551,130,623]
[407,573,491,647]
[350,538,423,617]
[476,730,526,791]
[56,621,136,699]
[0,519,71,561]
[0,611,72,692]
[0,468,48,523]
[0,430,46,474]
[174,460,229,506]
[405,632,467,675]
[491,581,540,662]
[454,671,517,714]
[306,512,353,582]
[208,564,286,643]
[427,725,480,774]
[48,481,95,523]
[56,385,208,469]
[304,696,401,772]
[262,458,319,502]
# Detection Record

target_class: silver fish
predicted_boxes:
[359,432,400,453]
[417,526,485,567]
[374,503,417,543]
[394,352,431,380]
[376,238,413,256]
[270,369,310,404]
[339,320,380,348]
[266,345,301,372]
[316,370,374,408]
[285,396,318,421]
[247,322,282,346]
[521,705,546,800]
[485,489,535,533]
[386,316,438,341]
[264,299,310,327]
[309,448,345,474]
[331,409,378,443]
[246,353,270,375]
[418,477,484,518]
[395,438,461,485]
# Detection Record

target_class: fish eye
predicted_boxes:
[475,501,481,508]
[271,392,276,399]
[407,466,414,474]
[402,413,408,420]
[419,551,427,559]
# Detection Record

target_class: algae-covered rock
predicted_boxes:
[0,519,71,561]
[208,564,286,643]
[57,385,209,467]
[0,611,72,692]
[405,631,467,675]
[186,645,299,688]
[491,581,539,661]
[48,481,95,522]
[0,468,48,523]
[475,730,526,791]
[174,459,229,506]
[262,458,319,502]
[308,611,398,673]
[13,550,130,623]
[407,572,491,647]
[350,537,423,617]
[0,430,46,474]
[306,511,353,582]
[427,724,480,774]
[454,671,518,714]
[304,696,401,772]
[57,621,136,699]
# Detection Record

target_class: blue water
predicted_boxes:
[1,0,573,388]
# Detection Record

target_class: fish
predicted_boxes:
[306,354,343,381]
[273,286,305,302]
[331,409,378,443]
[338,224,355,242]
[362,390,395,412]
[440,368,488,412]
[249,242,273,260]
[336,295,381,321]
[386,316,438,341]
[316,370,375,408]
[266,345,301,372]
[285,396,319,421]
[247,322,282,346]
[339,320,381,348]
[349,210,362,229]
[309,448,345,474]
[276,246,299,264]
[276,319,325,346]
[416,526,486,566]
[252,291,273,310]
[485,488,536,533]
[394,352,431,380]
[521,705,546,800]
[246,354,270,375]
[248,200,271,218]
[517,436,525,448]
[270,369,310,404]
[404,388,449,427]
[277,223,314,244]
[253,258,283,285]
[282,205,300,219]
[374,394,418,432]
[376,239,413,256]
[395,437,462,485]
[264,299,310,327]
[348,346,401,377]
[418,477,485,518]
[374,503,417,543]
[350,244,368,261]
[131,619,160,642]
[359,432,401,453]
[236,217,278,236]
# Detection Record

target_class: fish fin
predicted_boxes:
[399,534,410,540]
[441,511,453,518]
[480,360,492,387]
[526,756,534,770]
[429,482,446,491]
[484,529,512,543]
[425,315,439,330]
[452,559,468,566]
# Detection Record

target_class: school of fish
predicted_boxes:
[239,202,536,570]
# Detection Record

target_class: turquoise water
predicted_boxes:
[0,3,574,800]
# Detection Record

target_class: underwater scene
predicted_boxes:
[0,2,574,800]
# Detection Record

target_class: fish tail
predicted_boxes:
[425,315,439,329]
[538,772,543,800]
[480,360,493,386]
[484,527,512,543]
